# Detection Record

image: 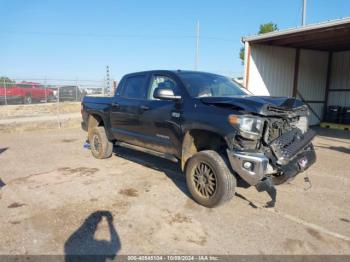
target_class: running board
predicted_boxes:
[115,141,179,163]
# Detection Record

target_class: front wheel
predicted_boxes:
[185,150,236,208]
[89,127,113,159]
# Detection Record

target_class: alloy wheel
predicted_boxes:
[92,134,101,153]
[193,162,217,198]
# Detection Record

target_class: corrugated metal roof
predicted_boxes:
[242,17,350,43]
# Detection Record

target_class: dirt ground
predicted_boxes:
[0,127,349,255]
[0,102,80,119]
[0,102,81,133]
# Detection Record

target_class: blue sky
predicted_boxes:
[1,0,349,81]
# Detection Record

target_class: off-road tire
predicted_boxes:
[89,127,113,159]
[185,150,236,208]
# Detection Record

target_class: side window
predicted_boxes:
[147,75,178,100]
[18,84,30,89]
[122,75,148,99]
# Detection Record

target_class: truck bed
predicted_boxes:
[83,95,113,105]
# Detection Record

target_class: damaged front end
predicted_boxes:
[226,104,316,190]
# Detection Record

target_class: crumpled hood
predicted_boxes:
[200,96,308,116]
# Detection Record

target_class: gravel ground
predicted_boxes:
[0,127,349,255]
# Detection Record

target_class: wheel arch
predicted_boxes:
[87,112,107,141]
[181,129,230,171]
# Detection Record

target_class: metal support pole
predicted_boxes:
[323,52,333,121]
[75,78,78,101]
[292,48,301,97]
[57,86,61,128]
[3,79,7,105]
[44,77,47,102]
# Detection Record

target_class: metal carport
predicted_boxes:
[242,17,350,125]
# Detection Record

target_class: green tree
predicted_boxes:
[239,47,245,64]
[258,22,278,34]
[239,22,278,64]
[0,76,16,88]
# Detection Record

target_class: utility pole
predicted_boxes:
[106,65,110,95]
[195,20,200,71]
[302,0,307,26]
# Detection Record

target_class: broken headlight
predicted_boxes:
[228,115,264,140]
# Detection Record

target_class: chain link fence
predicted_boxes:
[0,78,116,106]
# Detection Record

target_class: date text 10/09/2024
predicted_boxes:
[127,255,219,261]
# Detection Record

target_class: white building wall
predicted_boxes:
[248,45,295,96]
[247,45,331,125]
[247,45,350,125]
[297,50,328,100]
[297,49,328,125]
[328,51,350,107]
[305,103,325,126]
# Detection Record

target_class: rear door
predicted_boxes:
[137,73,183,157]
[109,73,150,146]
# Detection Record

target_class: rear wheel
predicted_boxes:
[185,150,236,207]
[89,127,113,159]
[23,95,32,104]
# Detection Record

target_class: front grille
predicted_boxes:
[267,105,308,116]
[270,129,316,164]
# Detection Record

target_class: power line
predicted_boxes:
[1,31,237,42]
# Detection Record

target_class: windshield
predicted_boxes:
[179,72,248,98]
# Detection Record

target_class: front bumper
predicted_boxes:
[226,151,270,185]
[227,129,316,186]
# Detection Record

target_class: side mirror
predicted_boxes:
[153,88,181,101]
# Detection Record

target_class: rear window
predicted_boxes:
[122,75,148,99]
[17,84,31,88]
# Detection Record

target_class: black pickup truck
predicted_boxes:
[81,70,316,207]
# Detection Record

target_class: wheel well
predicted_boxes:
[87,114,104,140]
[181,129,227,171]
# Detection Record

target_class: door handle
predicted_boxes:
[111,103,120,108]
[140,105,150,111]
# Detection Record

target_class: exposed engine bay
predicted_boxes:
[231,105,316,185]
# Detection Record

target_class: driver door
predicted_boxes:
[138,74,183,157]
